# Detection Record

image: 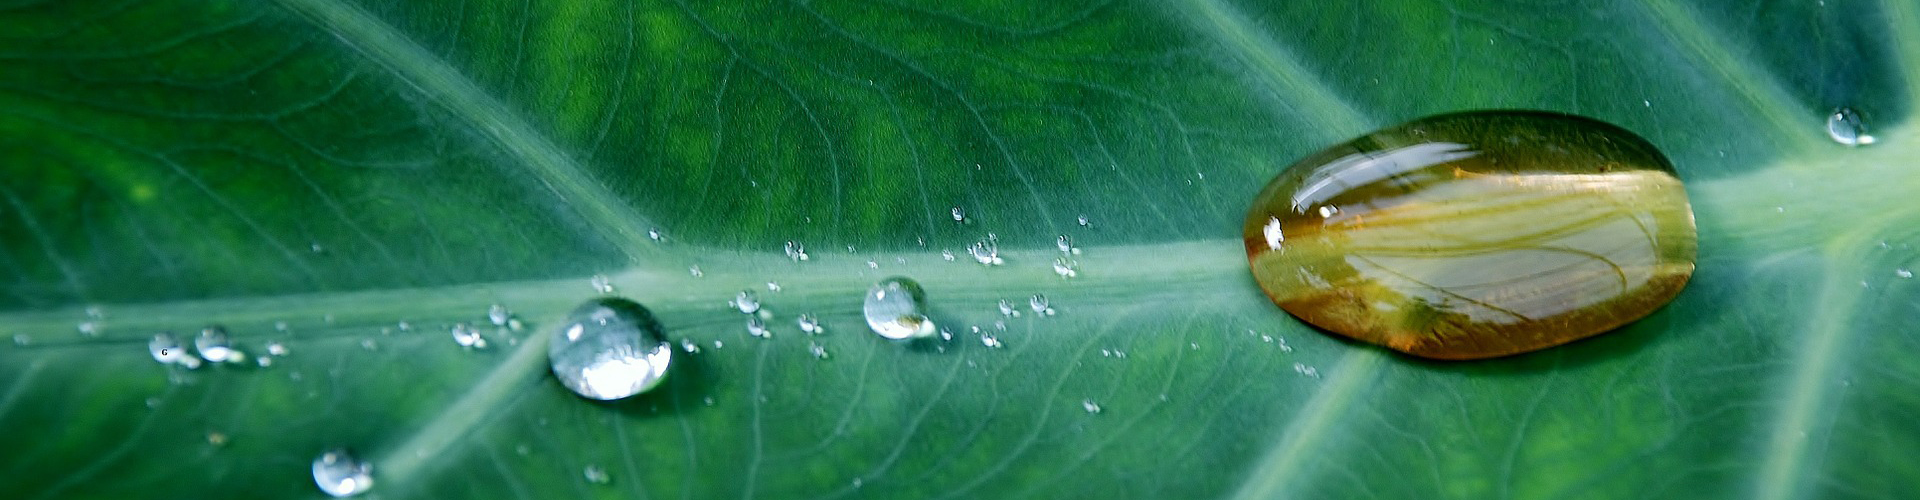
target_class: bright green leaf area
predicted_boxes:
[2,0,1918,498]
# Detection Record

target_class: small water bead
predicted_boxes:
[1077,214,1090,227]
[998,300,1015,316]
[785,241,810,261]
[747,318,772,338]
[864,277,936,340]
[488,304,511,326]
[1897,269,1913,279]
[981,333,1003,348]
[809,343,829,359]
[767,282,782,292]
[1292,363,1320,378]
[1029,294,1049,312]
[150,333,183,364]
[648,228,664,241]
[681,339,702,353]
[1244,111,1696,360]
[1051,257,1079,278]
[451,323,487,349]
[797,314,823,334]
[196,327,235,363]
[951,207,966,221]
[548,298,674,400]
[735,290,761,314]
[689,265,704,277]
[1826,107,1876,146]
[584,465,611,485]
[1081,399,1102,414]
[312,449,373,497]
[941,250,956,262]
[968,236,1003,266]
[590,275,615,294]
[77,321,100,337]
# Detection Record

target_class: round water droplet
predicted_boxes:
[590,275,615,294]
[950,207,966,221]
[864,277,936,340]
[488,304,511,326]
[968,237,1002,266]
[1077,214,1090,227]
[941,250,956,262]
[1028,294,1049,312]
[784,241,810,261]
[1055,235,1074,253]
[584,464,611,485]
[1245,111,1696,359]
[451,323,487,349]
[1898,268,1914,279]
[735,290,761,314]
[150,332,183,364]
[1051,258,1079,278]
[548,298,673,400]
[196,326,235,363]
[1081,399,1102,414]
[312,449,373,497]
[264,341,288,356]
[797,314,822,334]
[747,317,772,338]
[1826,107,1876,146]
[997,299,1015,316]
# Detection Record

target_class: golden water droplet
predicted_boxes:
[1244,111,1696,359]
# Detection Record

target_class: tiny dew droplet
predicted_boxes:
[150,332,183,364]
[1895,268,1913,279]
[1826,107,1876,146]
[1055,235,1073,253]
[950,207,966,221]
[584,464,611,485]
[1081,399,1102,414]
[1245,111,1696,360]
[864,277,936,340]
[809,342,829,359]
[590,275,615,294]
[1051,257,1079,278]
[797,314,822,334]
[747,317,772,338]
[997,300,1015,316]
[312,449,373,497]
[735,290,761,314]
[451,323,487,349]
[548,298,673,400]
[785,241,810,261]
[1077,214,1090,227]
[488,304,511,326]
[196,326,235,363]
[1028,294,1049,312]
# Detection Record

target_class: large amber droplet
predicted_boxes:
[1244,111,1696,360]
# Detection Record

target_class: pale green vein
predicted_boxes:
[375,326,553,485]
[1231,349,1386,500]
[1167,0,1371,137]
[267,0,662,263]
[1639,0,1822,152]
[1752,245,1867,500]
[1884,0,1920,102]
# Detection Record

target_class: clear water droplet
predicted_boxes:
[680,339,701,353]
[867,260,880,269]
[1292,362,1320,378]
[1052,257,1079,278]
[864,277,936,340]
[584,465,611,485]
[360,339,377,351]
[968,237,1003,266]
[312,449,373,497]
[590,275,615,294]
[941,250,956,262]
[1897,269,1913,279]
[648,228,663,241]
[150,332,182,364]
[997,299,1015,316]
[981,333,1002,348]
[1081,399,1102,414]
[488,304,511,326]
[266,341,288,356]
[77,321,100,337]
[950,207,966,221]
[809,342,829,359]
[747,317,772,338]
[451,323,487,349]
[784,241,810,261]
[1056,235,1074,253]
[549,298,673,400]
[1826,108,1876,146]
[178,356,202,369]
[735,290,761,314]
[196,327,234,363]
[1077,214,1090,227]
[797,314,822,334]
[689,265,704,277]
[257,356,273,367]
[1028,294,1048,312]
[767,282,782,292]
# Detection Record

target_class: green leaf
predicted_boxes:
[2,0,1916,498]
